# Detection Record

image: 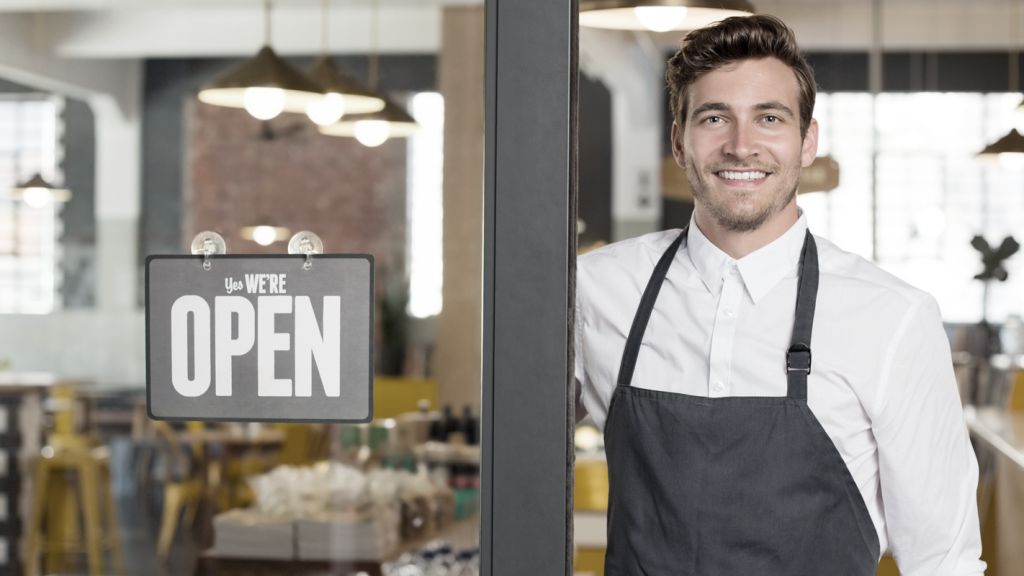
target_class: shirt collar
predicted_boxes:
[687,212,809,304]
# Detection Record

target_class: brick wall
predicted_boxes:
[185,101,408,369]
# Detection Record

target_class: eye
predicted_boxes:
[704,115,723,124]
[763,115,780,123]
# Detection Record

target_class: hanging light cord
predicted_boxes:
[369,0,379,91]
[321,0,330,56]
[264,0,272,46]
[1012,0,1020,93]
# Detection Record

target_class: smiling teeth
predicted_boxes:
[719,171,767,180]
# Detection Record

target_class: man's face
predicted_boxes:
[671,57,818,233]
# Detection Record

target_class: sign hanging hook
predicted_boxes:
[190,231,227,270]
[288,231,324,270]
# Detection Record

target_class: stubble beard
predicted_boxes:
[685,154,799,233]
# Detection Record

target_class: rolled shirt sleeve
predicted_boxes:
[873,297,986,575]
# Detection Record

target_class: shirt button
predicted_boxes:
[713,381,725,393]
[729,267,739,277]
[723,308,734,317]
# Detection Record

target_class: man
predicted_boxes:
[575,15,985,575]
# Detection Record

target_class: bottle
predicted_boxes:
[1001,314,1024,356]
[462,406,478,445]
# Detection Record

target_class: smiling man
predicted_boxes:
[575,15,985,576]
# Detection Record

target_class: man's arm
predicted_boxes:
[874,299,985,575]
[575,378,589,424]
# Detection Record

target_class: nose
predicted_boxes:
[722,121,760,160]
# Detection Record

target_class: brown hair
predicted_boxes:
[666,14,816,137]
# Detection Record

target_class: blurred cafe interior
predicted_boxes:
[5,0,1024,575]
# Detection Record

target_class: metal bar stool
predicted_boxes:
[23,384,124,576]
[24,444,125,576]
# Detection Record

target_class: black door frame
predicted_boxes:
[480,0,578,574]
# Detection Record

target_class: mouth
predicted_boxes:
[714,170,770,185]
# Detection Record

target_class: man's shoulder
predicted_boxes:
[579,229,683,271]
[815,234,939,316]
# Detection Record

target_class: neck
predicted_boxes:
[692,200,800,260]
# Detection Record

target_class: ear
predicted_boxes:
[671,122,686,169]
[801,118,819,168]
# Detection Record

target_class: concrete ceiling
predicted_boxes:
[0,0,1022,59]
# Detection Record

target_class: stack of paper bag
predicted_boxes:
[296,507,401,561]
[213,508,294,559]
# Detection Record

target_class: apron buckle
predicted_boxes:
[787,343,812,374]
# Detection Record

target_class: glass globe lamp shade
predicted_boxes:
[633,6,688,32]
[579,0,754,31]
[306,93,346,126]
[240,225,291,246]
[354,120,391,147]
[244,87,287,120]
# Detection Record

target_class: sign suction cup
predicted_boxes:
[288,231,324,270]
[190,231,227,270]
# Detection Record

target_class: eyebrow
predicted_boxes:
[753,101,796,118]
[690,100,797,120]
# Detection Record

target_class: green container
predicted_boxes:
[340,425,363,449]
[453,488,480,520]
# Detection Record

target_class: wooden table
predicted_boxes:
[194,514,480,576]
[965,406,1024,576]
[965,405,1024,470]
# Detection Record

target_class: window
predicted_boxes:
[800,92,1024,323]
[0,95,62,314]
[406,92,444,319]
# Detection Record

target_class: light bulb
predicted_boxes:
[306,93,346,126]
[999,152,1024,170]
[354,120,391,147]
[22,187,51,209]
[633,6,688,32]
[252,225,278,246]
[243,87,286,120]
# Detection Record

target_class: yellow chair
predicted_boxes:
[153,420,207,559]
[24,445,125,576]
[273,423,331,467]
[373,377,437,419]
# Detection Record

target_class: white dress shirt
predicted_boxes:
[575,213,985,575]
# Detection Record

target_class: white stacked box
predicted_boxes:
[213,508,295,559]
[296,507,401,561]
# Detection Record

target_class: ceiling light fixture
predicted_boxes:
[317,0,417,145]
[197,0,324,121]
[11,173,71,208]
[579,0,754,32]
[979,0,1024,167]
[299,0,386,126]
[240,224,291,246]
[978,129,1024,169]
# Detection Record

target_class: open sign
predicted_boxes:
[146,255,373,423]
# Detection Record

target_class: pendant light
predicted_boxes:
[318,0,417,146]
[11,173,71,208]
[980,0,1024,168]
[198,0,324,121]
[301,0,386,126]
[579,0,754,32]
[240,224,291,246]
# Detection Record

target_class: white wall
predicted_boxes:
[0,13,144,387]
[580,27,663,241]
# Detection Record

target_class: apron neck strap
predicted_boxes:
[786,230,819,401]
[614,226,820,401]
[616,228,687,387]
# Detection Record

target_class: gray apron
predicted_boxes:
[604,228,880,575]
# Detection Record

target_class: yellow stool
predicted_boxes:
[25,445,125,576]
